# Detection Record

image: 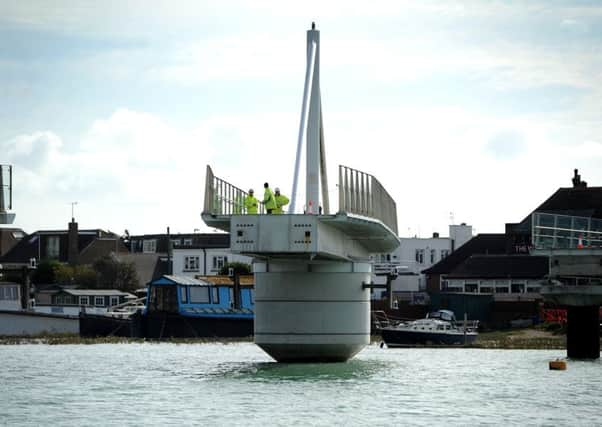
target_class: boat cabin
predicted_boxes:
[426,309,456,322]
[145,275,254,318]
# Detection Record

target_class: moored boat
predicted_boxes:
[380,309,478,347]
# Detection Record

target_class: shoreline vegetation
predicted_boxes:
[0,327,576,349]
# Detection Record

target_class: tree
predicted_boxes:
[219,262,252,276]
[54,264,96,288]
[93,255,139,291]
[32,260,61,284]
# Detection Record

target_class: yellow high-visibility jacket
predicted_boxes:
[274,194,290,214]
[263,188,277,211]
[244,195,259,214]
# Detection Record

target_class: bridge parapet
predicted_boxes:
[338,165,398,235]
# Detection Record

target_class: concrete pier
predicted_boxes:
[567,305,600,359]
[541,284,602,359]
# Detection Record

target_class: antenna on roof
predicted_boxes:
[70,201,78,222]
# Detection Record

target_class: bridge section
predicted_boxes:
[201,24,399,362]
[202,166,399,362]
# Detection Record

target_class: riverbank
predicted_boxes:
[0,328,571,349]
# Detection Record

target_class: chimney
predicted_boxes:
[433,232,439,238]
[68,218,79,265]
[572,169,587,189]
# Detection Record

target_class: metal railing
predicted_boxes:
[203,165,264,215]
[338,165,398,234]
[532,212,602,249]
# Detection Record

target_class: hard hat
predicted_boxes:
[275,187,280,192]
[249,189,254,193]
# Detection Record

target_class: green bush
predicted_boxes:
[219,262,252,276]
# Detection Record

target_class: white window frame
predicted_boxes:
[94,296,105,306]
[212,255,228,271]
[143,239,157,253]
[415,249,424,264]
[110,296,120,307]
[184,256,200,272]
[189,287,210,304]
[79,296,89,306]
[47,236,60,259]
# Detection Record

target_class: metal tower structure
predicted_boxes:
[202,24,399,362]
[0,164,15,225]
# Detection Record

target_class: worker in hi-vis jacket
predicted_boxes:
[273,188,289,214]
[244,189,259,214]
[261,182,277,214]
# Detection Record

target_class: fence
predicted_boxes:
[338,165,398,234]
[203,165,264,215]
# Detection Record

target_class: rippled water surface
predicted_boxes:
[1,343,601,426]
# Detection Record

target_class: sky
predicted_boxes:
[1,0,602,238]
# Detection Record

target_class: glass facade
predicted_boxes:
[532,212,602,249]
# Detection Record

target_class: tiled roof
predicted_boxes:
[445,255,549,279]
[196,275,255,286]
[422,234,507,275]
[61,289,135,297]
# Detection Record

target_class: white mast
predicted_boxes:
[291,23,324,214]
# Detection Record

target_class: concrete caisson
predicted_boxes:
[254,261,371,362]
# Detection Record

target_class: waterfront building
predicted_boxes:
[423,169,602,327]
[371,223,473,303]
[0,219,128,268]
[126,232,252,283]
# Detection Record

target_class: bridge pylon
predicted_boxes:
[201,24,400,362]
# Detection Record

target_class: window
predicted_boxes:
[143,239,157,253]
[79,296,89,306]
[511,283,525,294]
[430,249,436,264]
[440,249,450,259]
[415,249,424,264]
[212,287,219,304]
[180,286,188,304]
[495,287,509,294]
[189,287,210,303]
[0,286,18,301]
[480,287,493,294]
[47,236,60,259]
[95,296,105,306]
[184,256,200,271]
[183,239,193,246]
[465,283,478,293]
[110,296,120,307]
[212,256,228,271]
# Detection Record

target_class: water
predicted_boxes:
[1,343,600,426]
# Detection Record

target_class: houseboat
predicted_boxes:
[142,274,254,338]
[80,274,254,338]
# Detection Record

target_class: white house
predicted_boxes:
[371,223,473,301]
[172,247,253,278]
